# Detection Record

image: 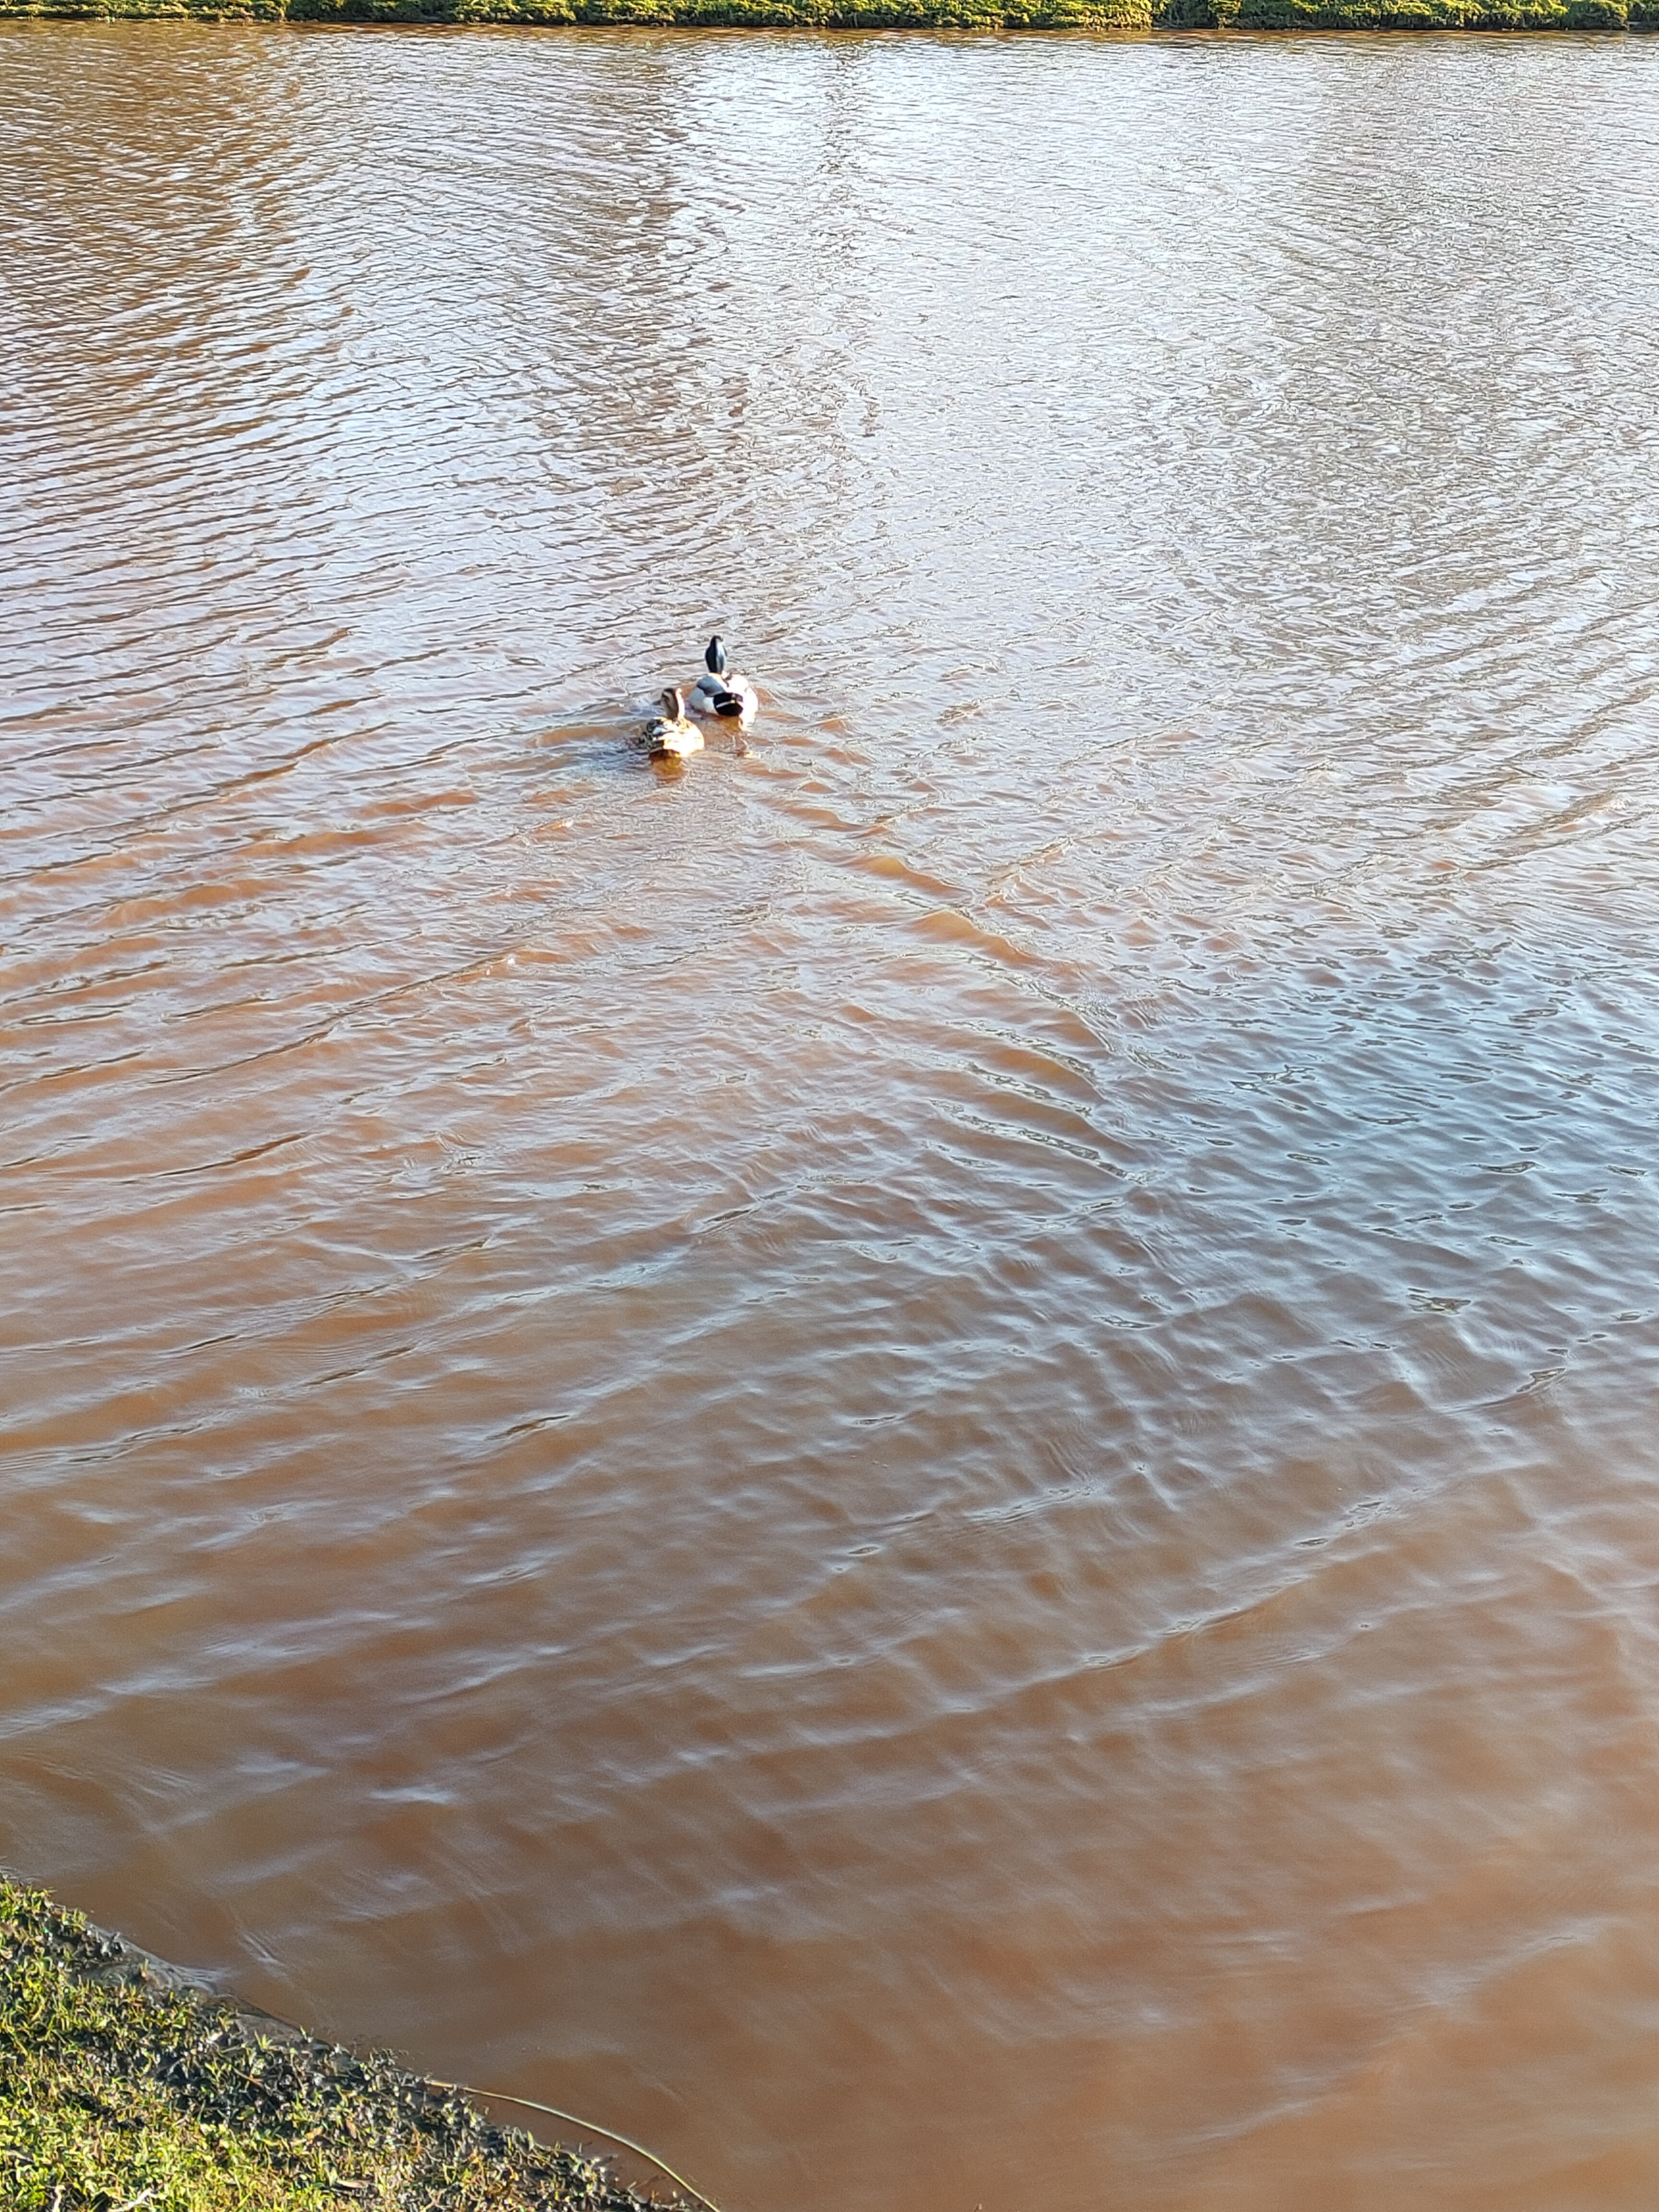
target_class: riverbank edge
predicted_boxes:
[0,1872,686,2212]
[1,0,1654,29]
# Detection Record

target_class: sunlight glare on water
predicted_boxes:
[4,20,1659,2211]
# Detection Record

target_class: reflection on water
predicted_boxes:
[4,20,1659,2210]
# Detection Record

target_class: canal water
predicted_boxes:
[4,19,1659,2209]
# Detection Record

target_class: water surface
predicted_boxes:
[4,21,1659,2210]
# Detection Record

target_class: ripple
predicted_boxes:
[3,20,1659,2212]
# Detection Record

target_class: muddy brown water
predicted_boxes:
[4,20,1659,2210]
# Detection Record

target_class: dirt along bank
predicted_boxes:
[0,1874,710,2212]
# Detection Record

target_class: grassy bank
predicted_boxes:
[0,1875,686,2212]
[0,0,1652,27]
[1164,0,1649,26]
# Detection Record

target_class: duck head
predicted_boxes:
[704,636,728,678]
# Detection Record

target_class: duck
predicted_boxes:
[685,635,758,726]
[639,686,704,761]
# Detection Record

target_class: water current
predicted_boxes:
[4,20,1659,2208]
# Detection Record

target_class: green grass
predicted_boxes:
[278,0,1148,24]
[1160,0,1642,23]
[0,1875,672,2212]
[0,0,1154,22]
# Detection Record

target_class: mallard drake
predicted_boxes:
[639,686,704,761]
[686,636,758,726]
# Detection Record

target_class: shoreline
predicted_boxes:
[0,0,1652,28]
[0,1873,698,2212]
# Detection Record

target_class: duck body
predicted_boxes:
[685,635,758,725]
[639,686,704,761]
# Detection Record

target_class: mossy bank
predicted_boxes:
[1,1875,693,2212]
[0,0,1653,32]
